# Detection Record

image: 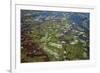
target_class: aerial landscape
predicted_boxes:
[21,10,90,63]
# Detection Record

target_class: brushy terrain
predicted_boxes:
[21,10,90,63]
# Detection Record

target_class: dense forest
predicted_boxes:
[21,10,90,63]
